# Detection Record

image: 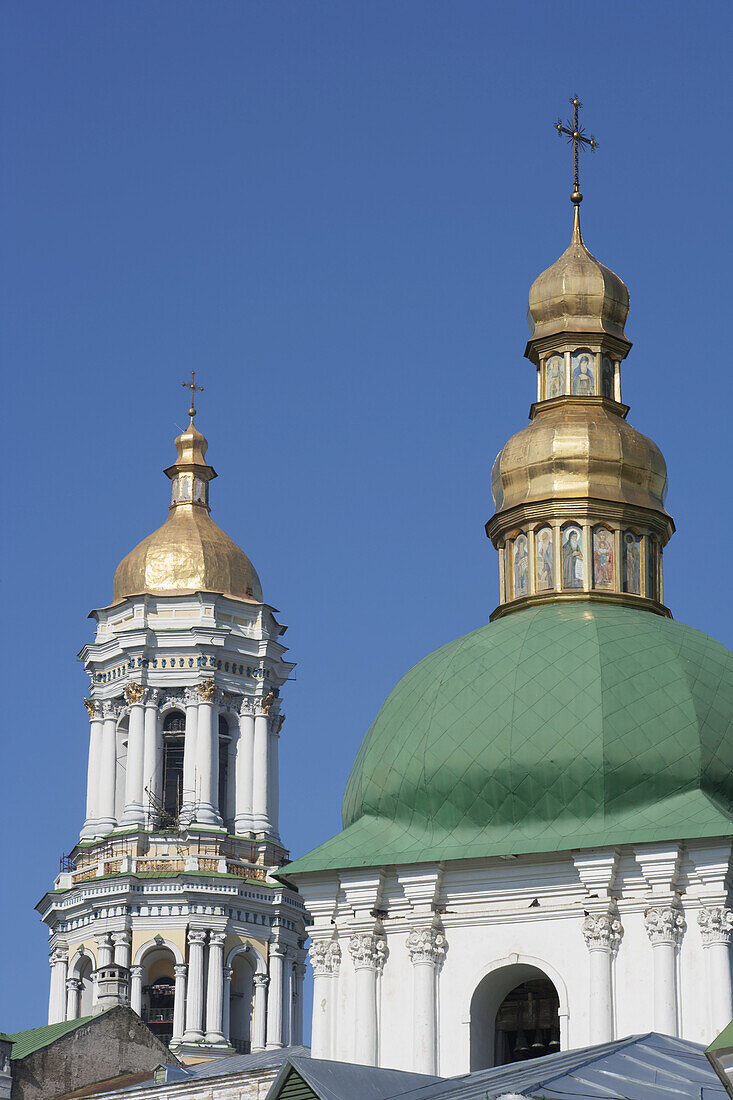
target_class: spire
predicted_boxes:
[165,374,217,511]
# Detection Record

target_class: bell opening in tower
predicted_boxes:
[494,978,560,1066]
[161,711,185,825]
[142,975,175,1045]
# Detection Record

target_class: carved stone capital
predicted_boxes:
[101,700,120,720]
[582,912,623,952]
[644,904,685,947]
[260,691,275,716]
[239,696,254,717]
[184,686,199,706]
[174,963,187,978]
[348,932,387,971]
[406,926,446,967]
[253,973,269,988]
[197,680,217,704]
[145,689,160,709]
[125,682,146,705]
[188,929,208,947]
[208,931,226,948]
[66,978,82,992]
[698,906,733,947]
[50,947,68,967]
[83,698,98,719]
[111,930,131,947]
[309,939,342,975]
[130,965,143,978]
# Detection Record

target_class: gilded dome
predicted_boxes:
[490,399,670,519]
[284,605,733,873]
[112,420,262,604]
[527,208,629,342]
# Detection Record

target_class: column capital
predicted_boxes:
[66,977,82,991]
[309,939,341,975]
[258,691,276,717]
[125,682,146,705]
[644,904,685,947]
[84,698,99,719]
[239,696,255,717]
[101,699,121,720]
[269,941,288,960]
[253,973,269,988]
[144,688,160,708]
[348,931,387,972]
[208,931,226,948]
[95,932,112,948]
[188,928,208,946]
[111,930,131,947]
[581,911,623,953]
[174,963,188,978]
[699,906,733,947]
[406,925,446,967]
[197,679,218,704]
[130,965,143,978]
[50,947,68,966]
[184,686,199,706]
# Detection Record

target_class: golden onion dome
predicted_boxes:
[491,399,670,518]
[112,419,262,604]
[527,207,630,342]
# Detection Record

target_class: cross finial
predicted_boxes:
[556,96,598,206]
[181,370,204,420]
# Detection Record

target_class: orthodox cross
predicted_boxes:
[556,96,598,204]
[181,370,204,420]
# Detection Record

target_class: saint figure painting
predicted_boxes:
[593,527,614,589]
[562,526,583,589]
[623,531,641,594]
[601,356,614,398]
[572,352,595,395]
[545,355,564,399]
[513,534,529,597]
[536,526,553,591]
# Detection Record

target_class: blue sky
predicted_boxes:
[3,1,732,1032]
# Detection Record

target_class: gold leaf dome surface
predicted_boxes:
[527,208,630,342]
[491,399,669,516]
[112,419,262,604]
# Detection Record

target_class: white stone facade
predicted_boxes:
[297,839,733,1078]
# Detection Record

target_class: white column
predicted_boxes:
[308,941,333,1059]
[252,709,271,834]
[349,932,386,1067]
[645,905,685,1036]
[82,703,103,837]
[183,930,207,1042]
[205,932,227,1044]
[48,949,68,1024]
[181,689,199,823]
[252,973,268,1051]
[130,966,143,1016]
[582,912,622,1044]
[235,703,255,835]
[97,701,119,833]
[172,964,187,1043]
[112,930,131,970]
[222,966,233,1044]
[123,686,146,825]
[266,944,286,1048]
[142,690,161,812]
[66,978,82,1021]
[194,685,222,826]
[95,934,114,968]
[269,715,282,840]
[282,952,293,1047]
[293,962,306,1047]
[699,907,733,1035]
[406,926,445,1075]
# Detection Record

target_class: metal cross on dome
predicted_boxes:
[556,96,598,205]
[181,370,204,420]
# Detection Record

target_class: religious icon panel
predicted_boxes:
[536,526,554,591]
[562,525,583,589]
[592,527,614,589]
[601,356,614,398]
[572,351,595,395]
[545,355,565,399]
[622,531,641,594]
[513,534,529,597]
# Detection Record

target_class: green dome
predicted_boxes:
[285,604,733,875]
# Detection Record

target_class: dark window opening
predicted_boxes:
[218,714,229,821]
[494,979,560,1066]
[142,975,175,1044]
[162,711,185,824]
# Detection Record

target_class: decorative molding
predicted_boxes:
[581,912,623,952]
[698,906,733,947]
[348,932,387,972]
[125,682,146,705]
[644,905,685,947]
[197,680,217,703]
[406,926,446,967]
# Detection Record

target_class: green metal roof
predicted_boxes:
[284,603,733,876]
[5,1014,97,1060]
[708,1019,733,1052]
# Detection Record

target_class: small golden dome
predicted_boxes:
[491,399,670,519]
[112,420,262,604]
[527,208,629,342]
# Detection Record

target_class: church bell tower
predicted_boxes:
[36,381,307,1061]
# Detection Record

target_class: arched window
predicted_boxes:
[142,975,175,1045]
[218,714,230,821]
[470,964,561,1071]
[162,711,185,822]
